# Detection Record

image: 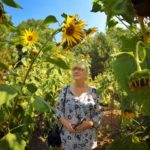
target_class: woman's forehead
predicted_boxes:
[72,64,86,68]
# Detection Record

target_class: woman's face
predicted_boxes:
[72,64,87,81]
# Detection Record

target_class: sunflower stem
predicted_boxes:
[135,41,144,72]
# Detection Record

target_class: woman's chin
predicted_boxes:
[74,77,81,80]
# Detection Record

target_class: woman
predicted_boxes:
[55,63,102,150]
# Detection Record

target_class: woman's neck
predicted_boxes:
[73,81,87,88]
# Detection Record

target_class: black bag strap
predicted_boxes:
[60,85,68,131]
[62,85,68,114]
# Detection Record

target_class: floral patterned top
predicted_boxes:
[55,85,102,150]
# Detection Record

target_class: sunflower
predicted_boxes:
[62,15,86,47]
[21,29,38,46]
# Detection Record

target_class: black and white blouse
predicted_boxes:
[56,85,102,150]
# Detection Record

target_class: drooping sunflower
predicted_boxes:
[62,15,86,47]
[21,29,38,46]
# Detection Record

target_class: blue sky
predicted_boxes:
[4,0,106,32]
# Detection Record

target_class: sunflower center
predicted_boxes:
[66,24,75,36]
[27,35,33,41]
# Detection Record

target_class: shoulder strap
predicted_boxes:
[59,85,68,132]
[63,85,68,113]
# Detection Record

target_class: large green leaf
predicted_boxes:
[0,133,26,150]
[1,0,22,8]
[145,48,150,69]
[120,35,138,52]
[43,15,58,25]
[91,1,102,12]
[46,57,69,69]
[0,84,18,106]
[91,0,135,25]
[112,54,136,91]
[42,45,53,52]
[0,62,8,70]
[0,109,9,123]
[32,96,50,113]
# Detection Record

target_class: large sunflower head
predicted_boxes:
[61,15,86,48]
[21,28,38,46]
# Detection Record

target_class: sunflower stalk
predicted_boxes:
[10,124,24,132]
[135,41,144,72]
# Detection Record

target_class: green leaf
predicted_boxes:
[0,133,26,150]
[12,84,22,92]
[42,45,53,52]
[91,2,102,12]
[0,62,8,70]
[145,48,150,70]
[132,136,140,143]
[1,0,22,8]
[107,19,118,28]
[35,43,42,49]
[0,84,18,106]
[26,83,37,94]
[61,13,67,19]
[9,25,18,32]
[0,109,9,123]
[141,98,150,115]
[120,35,138,52]
[138,46,146,63]
[112,54,136,91]
[43,15,58,25]
[32,96,50,113]
[92,0,135,25]
[46,57,69,69]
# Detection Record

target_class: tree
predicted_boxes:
[73,32,114,79]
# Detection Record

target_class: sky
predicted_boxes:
[3,0,107,41]
[4,0,106,30]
